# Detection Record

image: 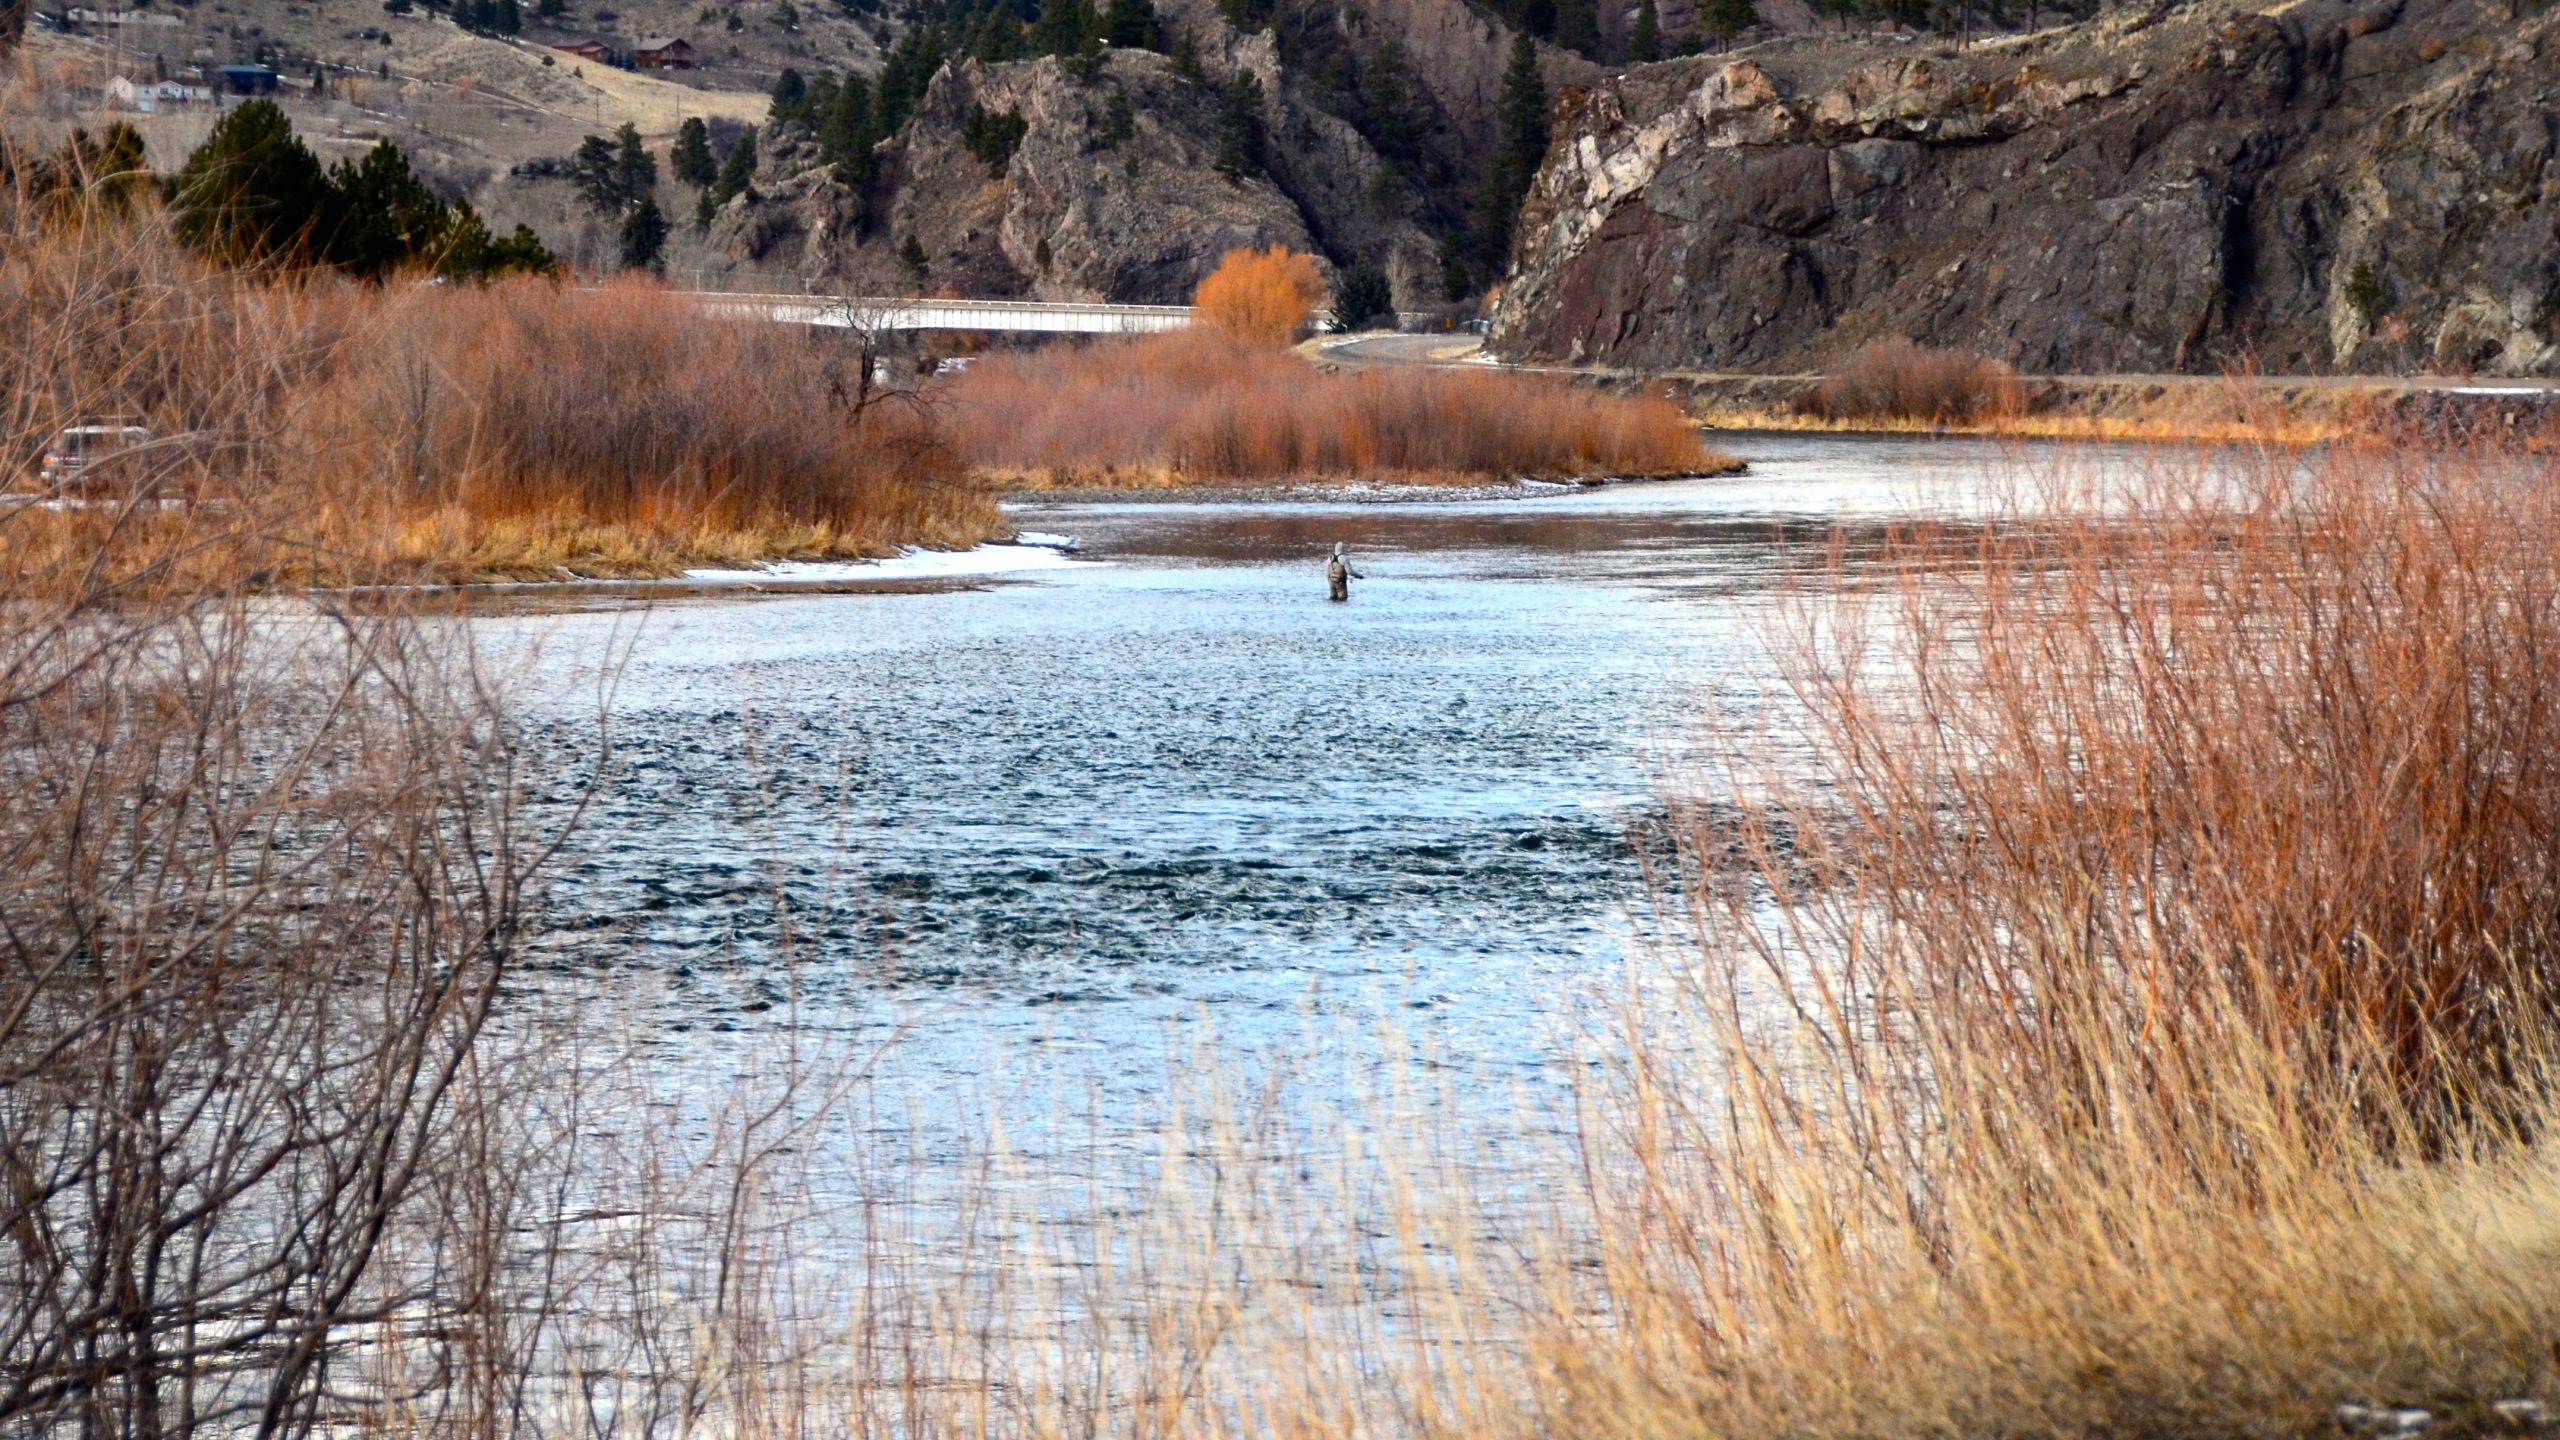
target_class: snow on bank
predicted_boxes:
[683,540,1088,585]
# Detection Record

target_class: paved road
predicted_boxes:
[1320,331,2560,396]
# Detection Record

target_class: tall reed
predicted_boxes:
[1542,434,2560,1440]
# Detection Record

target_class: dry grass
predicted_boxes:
[945,328,1729,486]
[1799,338,2028,424]
[1540,433,2560,1440]
[0,177,1000,584]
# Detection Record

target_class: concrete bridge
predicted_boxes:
[685,292,1195,335]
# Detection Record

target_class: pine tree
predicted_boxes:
[1474,33,1548,263]
[711,125,759,204]
[1329,264,1394,332]
[1028,0,1082,56]
[1214,72,1266,180]
[768,67,809,124]
[1101,0,1158,49]
[1362,39,1418,166]
[170,99,337,263]
[671,117,717,186]
[619,195,670,270]
[821,74,879,182]
[496,0,519,35]
[1627,0,1660,60]
[1552,0,1600,56]
[329,139,446,278]
[1701,0,1757,45]
[570,134,617,210]
[695,187,717,229]
[613,120,656,201]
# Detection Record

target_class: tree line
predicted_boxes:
[5,101,555,280]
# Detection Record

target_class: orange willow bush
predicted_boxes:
[1193,246,1327,346]
[946,328,1721,484]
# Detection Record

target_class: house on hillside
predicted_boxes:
[107,76,209,109]
[550,37,609,61]
[631,36,693,69]
[218,64,281,94]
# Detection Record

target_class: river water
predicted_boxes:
[488,435,2055,1174]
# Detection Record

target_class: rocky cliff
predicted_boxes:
[1490,0,2560,376]
[707,50,1347,300]
[700,0,1597,305]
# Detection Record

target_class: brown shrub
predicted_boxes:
[1801,337,2027,423]
[1192,246,1327,347]
[0,195,998,582]
[304,278,996,576]
[945,327,1720,484]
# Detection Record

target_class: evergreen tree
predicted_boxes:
[710,125,758,205]
[1028,0,1083,55]
[961,105,1028,176]
[1361,39,1420,166]
[1329,264,1394,332]
[694,187,717,229]
[614,121,657,201]
[1474,33,1547,264]
[671,117,718,186]
[570,133,619,210]
[1552,0,1599,56]
[1627,0,1660,60]
[537,0,564,15]
[619,195,670,270]
[1101,86,1136,146]
[496,0,518,34]
[1216,0,1271,28]
[1438,233,1471,302]
[768,67,810,124]
[170,99,337,263]
[1213,72,1266,180]
[1169,29,1203,81]
[440,199,558,278]
[329,139,446,278]
[1699,0,1757,45]
[898,233,929,286]
[1101,0,1158,49]
[821,74,879,181]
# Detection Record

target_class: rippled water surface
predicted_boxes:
[489,435,2053,1138]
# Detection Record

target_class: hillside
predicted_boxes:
[1489,0,2560,377]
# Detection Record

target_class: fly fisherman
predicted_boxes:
[1325,542,1365,603]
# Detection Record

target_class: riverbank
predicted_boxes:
[1323,335,2560,445]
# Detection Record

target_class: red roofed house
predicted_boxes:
[632,36,694,69]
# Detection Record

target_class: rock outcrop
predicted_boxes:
[702,0,1594,307]
[705,51,1332,300]
[1490,0,2560,376]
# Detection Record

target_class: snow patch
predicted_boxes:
[683,543,1093,585]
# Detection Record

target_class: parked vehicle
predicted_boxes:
[38,424,154,494]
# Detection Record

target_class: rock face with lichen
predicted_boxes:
[1490,0,2560,376]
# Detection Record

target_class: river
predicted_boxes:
[485,434,2057,1183]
